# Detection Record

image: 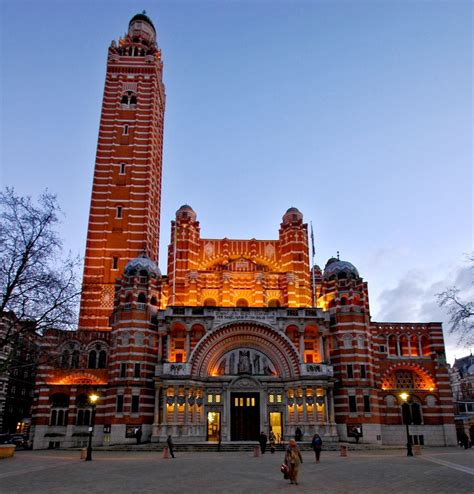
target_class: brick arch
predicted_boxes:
[189,322,300,378]
[379,363,436,390]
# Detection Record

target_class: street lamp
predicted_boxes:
[399,392,413,457]
[85,393,99,461]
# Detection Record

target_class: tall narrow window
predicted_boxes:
[120,163,126,174]
[349,395,357,413]
[131,395,139,413]
[123,124,129,135]
[113,257,119,270]
[360,365,366,379]
[116,395,124,413]
[363,395,371,413]
[347,364,353,379]
[134,363,141,378]
[120,363,127,378]
[116,206,123,219]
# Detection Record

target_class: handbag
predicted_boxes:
[280,463,289,479]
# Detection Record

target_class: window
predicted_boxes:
[88,350,97,369]
[98,350,107,368]
[134,363,140,378]
[120,91,137,109]
[120,363,127,378]
[116,395,124,413]
[123,124,129,135]
[120,163,126,174]
[207,394,213,403]
[379,345,386,353]
[360,365,366,379]
[131,395,139,413]
[269,394,275,403]
[363,395,371,413]
[113,257,119,269]
[71,350,80,369]
[116,206,123,218]
[349,396,357,413]
[347,365,353,379]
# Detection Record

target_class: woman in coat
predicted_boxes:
[311,433,322,462]
[285,439,303,485]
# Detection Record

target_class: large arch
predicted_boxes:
[189,322,301,379]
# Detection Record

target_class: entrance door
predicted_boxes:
[207,411,221,442]
[269,412,283,444]
[231,392,260,441]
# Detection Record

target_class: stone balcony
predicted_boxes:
[300,363,334,377]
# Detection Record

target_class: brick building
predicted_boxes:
[31,13,456,449]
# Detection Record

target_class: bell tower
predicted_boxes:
[79,12,166,331]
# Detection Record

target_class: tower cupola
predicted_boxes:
[128,11,156,44]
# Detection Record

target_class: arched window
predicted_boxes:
[137,292,146,303]
[421,335,430,356]
[71,350,80,369]
[399,336,409,356]
[410,335,419,356]
[98,350,107,368]
[50,394,69,426]
[76,394,93,426]
[236,298,248,307]
[268,299,280,308]
[203,298,216,307]
[88,350,97,369]
[401,400,422,425]
[388,335,397,356]
[120,91,137,109]
[60,351,70,369]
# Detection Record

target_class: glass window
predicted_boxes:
[215,394,221,403]
[347,365,353,379]
[360,365,366,379]
[131,395,139,413]
[120,363,127,378]
[207,394,213,403]
[363,395,370,413]
[349,396,357,413]
[116,395,124,413]
[134,363,140,378]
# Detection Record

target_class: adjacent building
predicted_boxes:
[30,13,457,449]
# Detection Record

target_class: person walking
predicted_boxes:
[285,439,303,485]
[166,434,175,458]
[295,426,303,442]
[259,431,268,454]
[135,427,142,445]
[311,433,322,463]
[269,429,276,454]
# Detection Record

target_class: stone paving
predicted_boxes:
[0,447,472,494]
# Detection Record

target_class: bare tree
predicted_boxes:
[438,254,474,347]
[0,188,81,353]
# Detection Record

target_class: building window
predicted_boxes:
[349,396,357,413]
[120,163,126,174]
[347,365,353,379]
[363,395,371,413]
[207,394,213,404]
[113,257,119,269]
[88,350,97,369]
[134,363,140,378]
[360,365,366,379]
[120,91,137,109]
[269,394,275,403]
[120,363,127,378]
[131,395,139,413]
[98,350,107,368]
[116,206,123,218]
[215,394,221,403]
[123,124,129,135]
[116,395,124,413]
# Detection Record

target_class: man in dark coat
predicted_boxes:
[167,434,175,458]
[259,431,268,454]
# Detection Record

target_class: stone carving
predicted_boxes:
[238,350,251,374]
[214,350,276,377]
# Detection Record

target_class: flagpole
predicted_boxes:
[311,221,316,307]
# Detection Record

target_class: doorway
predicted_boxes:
[207,411,221,442]
[269,411,283,443]
[231,392,260,441]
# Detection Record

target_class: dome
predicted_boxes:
[176,204,197,221]
[282,207,303,224]
[124,253,161,277]
[129,12,156,33]
[323,257,359,280]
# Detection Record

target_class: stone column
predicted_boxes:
[396,337,401,356]
[185,326,191,362]
[319,335,325,362]
[166,332,171,361]
[302,387,307,425]
[173,386,178,423]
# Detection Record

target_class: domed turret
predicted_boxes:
[323,257,359,280]
[282,207,303,225]
[124,253,161,277]
[176,204,197,222]
[128,11,156,43]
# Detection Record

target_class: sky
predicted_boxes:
[1,0,472,364]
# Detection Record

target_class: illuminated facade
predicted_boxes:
[31,14,456,449]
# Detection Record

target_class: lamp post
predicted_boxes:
[400,392,413,456]
[85,393,99,461]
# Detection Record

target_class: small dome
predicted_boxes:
[129,12,156,33]
[124,253,161,277]
[176,204,196,221]
[323,258,359,280]
[282,207,303,224]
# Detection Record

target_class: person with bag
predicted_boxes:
[285,439,303,485]
[311,433,322,463]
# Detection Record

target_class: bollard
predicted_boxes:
[163,446,170,459]
[413,445,422,456]
[340,445,348,457]
[80,448,87,460]
[253,445,261,457]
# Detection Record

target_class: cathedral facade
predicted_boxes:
[31,14,456,449]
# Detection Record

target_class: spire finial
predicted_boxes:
[142,10,147,14]
[337,250,340,260]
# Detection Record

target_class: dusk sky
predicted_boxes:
[1,1,472,363]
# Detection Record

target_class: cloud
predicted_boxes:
[374,262,473,364]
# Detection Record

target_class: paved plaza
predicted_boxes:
[0,447,473,494]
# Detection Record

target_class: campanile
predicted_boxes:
[79,13,165,331]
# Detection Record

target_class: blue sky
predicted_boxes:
[1,0,472,363]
